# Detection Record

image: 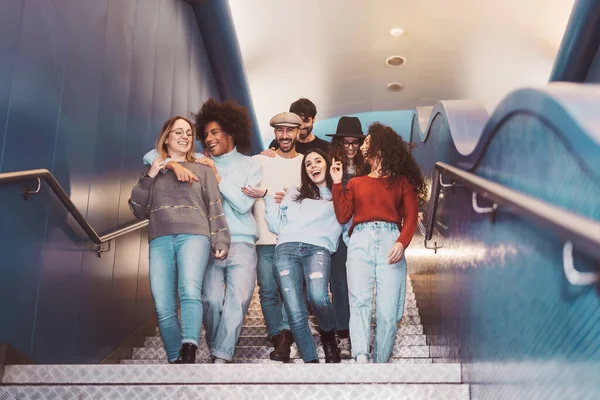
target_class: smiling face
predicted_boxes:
[343,137,361,159]
[204,121,234,157]
[298,115,314,141]
[274,126,298,153]
[164,118,193,158]
[304,151,327,186]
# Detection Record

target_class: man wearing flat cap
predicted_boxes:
[242,111,305,362]
[266,98,330,155]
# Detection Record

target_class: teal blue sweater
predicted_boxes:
[264,186,342,253]
[143,148,261,244]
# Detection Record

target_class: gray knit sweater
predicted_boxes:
[129,162,230,251]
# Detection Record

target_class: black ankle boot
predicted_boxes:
[180,343,197,364]
[320,330,341,363]
[269,329,293,363]
[269,333,281,347]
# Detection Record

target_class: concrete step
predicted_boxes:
[1,364,461,384]
[0,383,469,399]
[144,333,429,348]
[131,344,431,361]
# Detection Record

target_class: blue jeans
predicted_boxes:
[256,245,290,338]
[330,237,350,332]
[274,242,336,362]
[202,242,257,361]
[346,222,407,363]
[149,234,210,362]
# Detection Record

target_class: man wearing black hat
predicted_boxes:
[266,98,330,155]
[325,116,368,359]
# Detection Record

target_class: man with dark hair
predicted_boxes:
[267,98,330,155]
[142,98,262,364]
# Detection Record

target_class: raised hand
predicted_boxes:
[195,158,221,183]
[330,158,343,184]
[147,157,165,178]
[274,186,288,204]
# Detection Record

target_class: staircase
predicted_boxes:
[0,276,469,399]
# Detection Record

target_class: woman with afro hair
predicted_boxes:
[330,122,426,364]
[142,98,262,364]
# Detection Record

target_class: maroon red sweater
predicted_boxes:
[332,175,418,248]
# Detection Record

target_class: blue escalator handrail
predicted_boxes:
[426,162,600,261]
[0,168,148,245]
[412,83,600,179]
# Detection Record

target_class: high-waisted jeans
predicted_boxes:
[274,242,336,362]
[202,242,257,361]
[149,234,210,362]
[346,222,407,363]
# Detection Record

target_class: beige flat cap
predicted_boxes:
[269,112,303,128]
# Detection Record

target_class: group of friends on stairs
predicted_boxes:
[129,97,426,364]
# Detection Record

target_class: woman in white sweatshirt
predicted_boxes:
[264,148,342,363]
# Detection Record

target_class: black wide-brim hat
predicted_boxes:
[326,116,365,138]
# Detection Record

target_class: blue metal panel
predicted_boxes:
[190,1,263,153]
[171,1,191,116]
[31,0,109,364]
[150,0,178,133]
[0,0,223,363]
[0,0,24,172]
[0,0,67,356]
[549,0,600,82]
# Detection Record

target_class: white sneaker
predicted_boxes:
[337,337,352,359]
[356,354,368,364]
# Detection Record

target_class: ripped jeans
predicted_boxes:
[274,242,335,362]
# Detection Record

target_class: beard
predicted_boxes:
[299,124,312,140]
[278,137,296,152]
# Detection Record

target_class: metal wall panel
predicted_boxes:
[0,0,221,363]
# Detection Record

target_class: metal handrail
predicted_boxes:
[424,162,600,284]
[0,169,148,256]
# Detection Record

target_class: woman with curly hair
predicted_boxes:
[330,122,425,363]
[142,98,262,364]
[264,148,342,363]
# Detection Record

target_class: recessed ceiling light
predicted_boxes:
[385,55,406,67]
[390,28,404,37]
[386,82,405,92]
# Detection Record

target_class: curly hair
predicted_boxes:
[365,122,428,206]
[329,136,369,177]
[193,98,253,155]
[295,148,333,203]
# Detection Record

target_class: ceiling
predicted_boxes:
[227,0,575,143]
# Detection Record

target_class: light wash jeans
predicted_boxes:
[346,222,407,363]
[149,234,210,362]
[274,242,336,362]
[256,245,290,338]
[202,242,257,361]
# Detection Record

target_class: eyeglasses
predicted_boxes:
[343,141,360,148]
[169,128,193,137]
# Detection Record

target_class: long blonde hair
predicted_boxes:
[155,116,196,162]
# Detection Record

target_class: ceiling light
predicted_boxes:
[386,82,405,92]
[385,55,406,67]
[390,28,404,37]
